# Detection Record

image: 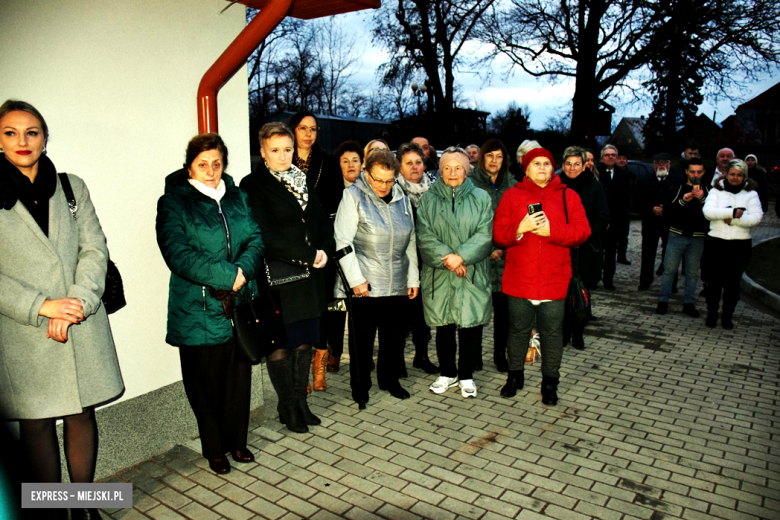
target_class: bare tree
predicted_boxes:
[316,17,364,116]
[480,0,780,145]
[374,0,496,116]
[480,0,661,144]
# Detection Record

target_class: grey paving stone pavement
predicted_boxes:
[100,218,780,520]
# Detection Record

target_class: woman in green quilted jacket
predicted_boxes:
[156,133,264,475]
[416,146,493,399]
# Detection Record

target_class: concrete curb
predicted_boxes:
[741,235,780,313]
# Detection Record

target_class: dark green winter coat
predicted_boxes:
[469,166,516,292]
[156,171,264,347]
[416,177,493,328]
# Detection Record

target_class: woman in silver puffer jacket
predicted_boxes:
[334,149,419,409]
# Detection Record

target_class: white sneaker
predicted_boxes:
[459,379,477,398]
[429,376,459,394]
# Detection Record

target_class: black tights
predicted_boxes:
[267,344,311,362]
[18,407,98,484]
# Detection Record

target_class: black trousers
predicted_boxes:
[315,310,347,356]
[704,236,752,319]
[408,292,431,350]
[640,220,669,287]
[179,343,251,459]
[436,324,483,380]
[348,296,408,402]
[616,219,630,260]
[602,224,620,284]
[492,292,509,355]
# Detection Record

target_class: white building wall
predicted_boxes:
[0,0,252,402]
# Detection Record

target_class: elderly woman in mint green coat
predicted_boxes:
[416,146,493,400]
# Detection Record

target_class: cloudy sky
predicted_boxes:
[339,10,779,131]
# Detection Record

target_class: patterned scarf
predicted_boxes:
[396,173,431,208]
[266,162,308,210]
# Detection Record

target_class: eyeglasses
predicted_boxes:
[296,126,319,135]
[367,171,395,187]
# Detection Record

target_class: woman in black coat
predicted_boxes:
[240,122,335,434]
[288,111,342,390]
[559,146,610,350]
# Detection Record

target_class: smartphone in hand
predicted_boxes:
[527,203,543,215]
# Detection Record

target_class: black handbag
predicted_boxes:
[59,173,126,314]
[565,255,592,329]
[231,286,287,364]
[264,258,310,287]
[561,187,591,328]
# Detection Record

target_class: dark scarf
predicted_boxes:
[0,153,57,235]
[560,168,594,193]
[724,181,745,194]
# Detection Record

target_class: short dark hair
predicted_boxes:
[478,139,509,185]
[396,142,424,163]
[0,99,49,143]
[258,122,294,145]
[365,148,400,176]
[185,133,228,171]
[686,158,704,168]
[288,111,318,135]
[334,140,364,163]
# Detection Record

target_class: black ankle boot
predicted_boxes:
[572,334,585,350]
[379,379,410,400]
[413,353,439,374]
[266,357,308,433]
[494,348,508,373]
[291,350,321,426]
[705,312,717,328]
[541,375,559,406]
[500,370,524,398]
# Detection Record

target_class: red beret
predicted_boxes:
[521,147,556,171]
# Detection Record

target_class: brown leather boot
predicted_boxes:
[312,349,328,391]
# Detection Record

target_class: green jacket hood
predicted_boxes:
[428,175,476,201]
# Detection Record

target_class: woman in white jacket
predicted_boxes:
[702,159,763,329]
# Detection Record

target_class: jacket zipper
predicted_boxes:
[202,286,206,310]
[387,200,394,292]
[218,203,232,260]
[452,187,456,213]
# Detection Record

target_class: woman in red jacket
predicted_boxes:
[493,148,590,405]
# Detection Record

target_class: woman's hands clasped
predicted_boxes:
[441,253,468,278]
[39,298,85,343]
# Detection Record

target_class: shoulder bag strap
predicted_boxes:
[58,173,78,219]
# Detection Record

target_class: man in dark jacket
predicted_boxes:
[599,144,631,290]
[636,153,679,290]
[656,158,709,317]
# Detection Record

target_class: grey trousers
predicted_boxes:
[506,297,565,378]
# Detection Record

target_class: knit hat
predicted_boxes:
[745,154,758,163]
[521,147,556,171]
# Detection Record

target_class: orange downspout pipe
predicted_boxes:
[197,0,293,134]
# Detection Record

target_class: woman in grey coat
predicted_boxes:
[0,100,123,520]
[334,149,419,409]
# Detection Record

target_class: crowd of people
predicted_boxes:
[0,98,770,504]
